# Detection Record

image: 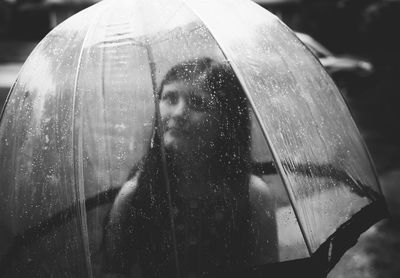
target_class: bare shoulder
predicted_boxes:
[249,174,274,205]
[246,174,278,263]
[108,172,141,221]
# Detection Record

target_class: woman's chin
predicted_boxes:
[163,136,188,154]
[163,134,213,158]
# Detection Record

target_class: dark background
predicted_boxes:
[0,0,399,277]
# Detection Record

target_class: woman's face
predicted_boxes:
[160,80,221,156]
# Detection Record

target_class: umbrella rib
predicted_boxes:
[70,2,111,277]
[100,23,114,196]
[180,0,314,255]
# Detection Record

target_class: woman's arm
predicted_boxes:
[248,174,279,264]
[102,173,141,276]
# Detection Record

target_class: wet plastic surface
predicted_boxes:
[0,0,385,277]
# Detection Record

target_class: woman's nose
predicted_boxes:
[171,98,189,118]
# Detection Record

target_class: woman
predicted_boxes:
[103,57,277,277]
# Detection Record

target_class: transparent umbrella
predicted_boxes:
[0,0,387,277]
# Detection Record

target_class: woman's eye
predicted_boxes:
[162,92,178,105]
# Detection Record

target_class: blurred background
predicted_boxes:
[0,0,399,277]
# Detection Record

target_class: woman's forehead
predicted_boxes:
[162,80,215,97]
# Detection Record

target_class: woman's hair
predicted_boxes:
[104,57,252,273]
[129,57,251,201]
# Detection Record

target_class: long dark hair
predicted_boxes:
[103,57,252,275]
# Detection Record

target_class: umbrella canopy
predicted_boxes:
[0,0,387,277]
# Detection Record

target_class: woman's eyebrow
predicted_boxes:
[162,89,177,96]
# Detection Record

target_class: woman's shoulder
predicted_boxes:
[108,171,142,221]
[246,174,278,263]
[248,173,276,215]
[248,174,274,201]
[103,171,143,275]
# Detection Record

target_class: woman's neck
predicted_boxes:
[166,151,224,198]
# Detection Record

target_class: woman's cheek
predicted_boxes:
[159,107,169,121]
